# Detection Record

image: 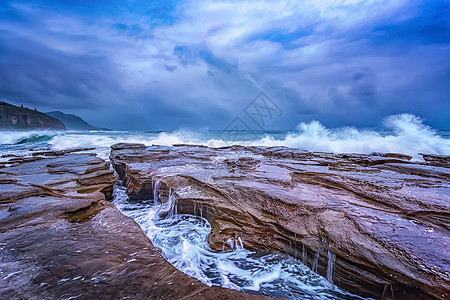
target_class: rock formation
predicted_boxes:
[0,102,66,130]
[110,143,450,300]
[0,149,264,299]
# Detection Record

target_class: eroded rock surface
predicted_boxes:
[110,143,450,299]
[0,151,263,299]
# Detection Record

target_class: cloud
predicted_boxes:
[0,25,129,110]
[0,0,448,130]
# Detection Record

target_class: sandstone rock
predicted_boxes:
[0,152,264,299]
[110,143,450,300]
[31,147,95,157]
[421,153,450,168]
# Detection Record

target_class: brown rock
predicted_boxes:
[31,147,95,156]
[421,153,450,168]
[0,152,265,299]
[110,143,450,300]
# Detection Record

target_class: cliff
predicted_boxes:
[0,102,66,130]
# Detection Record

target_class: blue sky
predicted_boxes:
[0,0,449,130]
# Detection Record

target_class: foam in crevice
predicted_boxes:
[112,184,368,300]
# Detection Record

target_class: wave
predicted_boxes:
[249,114,450,159]
[206,114,449,159]
[1,114,448,160]
[0,131,59,146]
[15,134,53,145]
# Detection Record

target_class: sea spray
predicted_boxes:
[2,114,448,162]
[274,114,449,159]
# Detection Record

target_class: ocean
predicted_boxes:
[1,113,449,299]
[1,114,449,161]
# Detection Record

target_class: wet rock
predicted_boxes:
[31,147,95,156]
[371,152,413,161]
[421,153,450,168]
[111,143,450,300]
[0,152,263,299]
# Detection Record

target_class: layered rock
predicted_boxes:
[110,143,450,300]
[0,149,264,299]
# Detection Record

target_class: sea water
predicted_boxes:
[0,113,449,161]
[113,184,368,299]
[1,113,449,298]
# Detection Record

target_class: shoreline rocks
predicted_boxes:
[0,150,265,299]
[110,143,450,299]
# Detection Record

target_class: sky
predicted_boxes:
[0,0,449,130]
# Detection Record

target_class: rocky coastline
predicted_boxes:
[110,143,449,299]
[1,143,449,299]
[0,148,265,299]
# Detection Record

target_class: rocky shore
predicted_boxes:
[110,143,450,299]
[0,149,264,299]
[1,144,448,299]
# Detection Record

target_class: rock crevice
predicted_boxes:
[110,143,450,299]
[1,150,263,299]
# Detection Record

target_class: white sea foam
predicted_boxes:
[112,184,366,299]
[0,130,56,145]
[249,114,450,159]
[1,114,448,160]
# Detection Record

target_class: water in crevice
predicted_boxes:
[327,251,337,284]
[113,184,369,300]
[152,179,161,205]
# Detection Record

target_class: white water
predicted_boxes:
[0,114,449,160]
[113,184,368,299]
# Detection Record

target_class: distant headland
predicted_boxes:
[0,101,65,130]
[0,101,110,130]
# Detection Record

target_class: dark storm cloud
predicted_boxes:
[0,32,127,110]
[0,0,448,130]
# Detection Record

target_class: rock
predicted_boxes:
[0,152,265,299]
[31,147,95,156]
[371,152,413,161]
[0,101,66,130]
[420,153,450,168]
[110,143,450,300]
